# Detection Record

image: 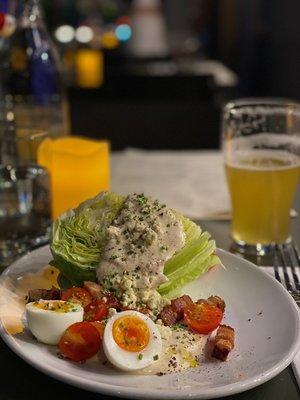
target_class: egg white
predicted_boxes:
[103,310,162,371]
[26,300,83,345]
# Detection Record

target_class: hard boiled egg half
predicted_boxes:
[26,300,83,345]
[103,310,162,371]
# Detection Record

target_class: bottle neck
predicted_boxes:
[21,0,45,29]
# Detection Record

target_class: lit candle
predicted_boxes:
[37,137,110,219]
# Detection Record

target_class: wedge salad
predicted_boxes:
[26,192,235,374]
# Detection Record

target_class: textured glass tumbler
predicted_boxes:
[0,125,52,269]
[0,164,51,268]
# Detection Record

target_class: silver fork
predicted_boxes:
[273,243,300,307]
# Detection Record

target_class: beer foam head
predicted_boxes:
[223,132,300,165]
[226,148,300,170]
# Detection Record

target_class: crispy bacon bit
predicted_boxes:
[159,305,178,326]
[136,307,151,315]
[171,295,193,319]
[207,295,226,312]
[83,281,104,299]
[28,288,61,303]
[196,295,226,313]
[212,324,235,361]
[159,295,193,326]
[195,298,206,305]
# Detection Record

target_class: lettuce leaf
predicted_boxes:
[161,254,220,299]
[159,215,220,297]
[50,191,124,285]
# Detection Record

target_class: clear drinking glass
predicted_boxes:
[0,164,51,267]
[222,99,300,254]
[0,122,51,269]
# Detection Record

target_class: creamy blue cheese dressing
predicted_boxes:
[97,194,185,312]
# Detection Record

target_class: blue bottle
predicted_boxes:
[4,0,69,136]
[9,0,61,103]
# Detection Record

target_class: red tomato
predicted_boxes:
[59,322,101,362]
[90,321,105,338]
[104,292,119,309]
[61,287,92,307]
[84,300,109,322]
[184,302,223,334]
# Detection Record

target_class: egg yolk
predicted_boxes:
[112,316,150,352]
[33,301,76,313]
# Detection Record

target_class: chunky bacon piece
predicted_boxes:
[28,288,61,302]
[159,295,193,325]
[212,324,235,361]
[159,305,178,326]
[83,281,104,299]
[171,295,193,319]
[196,295,226,313]
[207,295,226,312]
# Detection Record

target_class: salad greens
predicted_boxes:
[158,215,219,297]
[50,191,219,292]
[51,192,124,285]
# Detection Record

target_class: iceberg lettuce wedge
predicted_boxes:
[50,191,219,291]
[50,191,124,285]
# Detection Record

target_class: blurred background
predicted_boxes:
[1,0,300,150]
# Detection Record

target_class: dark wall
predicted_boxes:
[69,76,222,150]
[222,0,300,100]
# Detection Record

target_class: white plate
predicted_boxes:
[0,246,299,399]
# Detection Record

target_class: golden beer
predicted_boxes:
[226,150,300,245]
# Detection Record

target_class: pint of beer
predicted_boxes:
[222,100,300,253]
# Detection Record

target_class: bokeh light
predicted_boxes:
[54,25,75,43]
[101,31,119,50]
[115,24,132,42]
[75,26,94,43]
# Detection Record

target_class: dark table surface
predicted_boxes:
[1,219,300,400]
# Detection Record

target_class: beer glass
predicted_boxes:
[222,99,300,254]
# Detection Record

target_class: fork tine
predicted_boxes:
[277,244,293,292]
[273,245,281,283]
[290,243,300,291]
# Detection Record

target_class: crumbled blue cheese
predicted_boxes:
[108,307,117,317]
[97,194,185,312]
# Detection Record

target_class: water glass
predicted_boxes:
[0,125,52,269]
[0,165,51,267]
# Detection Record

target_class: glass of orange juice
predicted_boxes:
[222,99,300,254]
[37,137,110,219]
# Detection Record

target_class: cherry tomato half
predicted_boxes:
[59,322,101,362]
[84,300,109,322]
[61,287,92,307]
[184,302,223,334]
[90,321,105,338]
